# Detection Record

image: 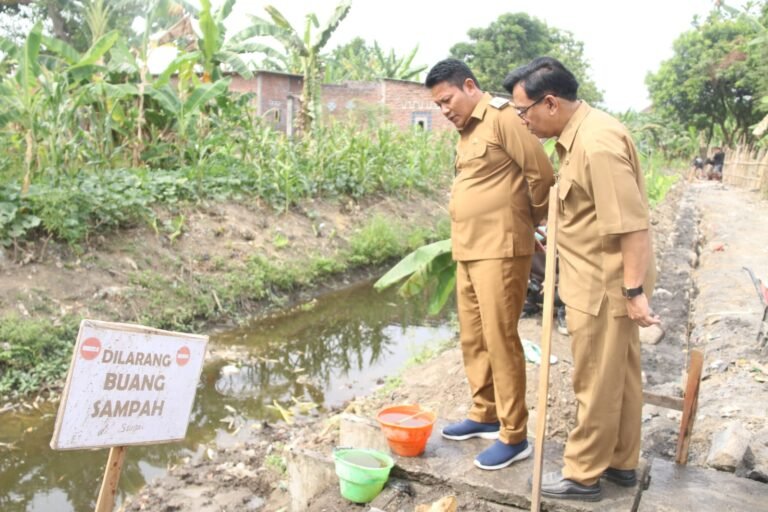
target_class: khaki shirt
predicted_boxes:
[449,93,555,261]
[556,102,656,316]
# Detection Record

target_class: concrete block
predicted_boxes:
[706,421,752,472]
[639,458,768,511]
[339,413,391,453]
[285,443,336,512]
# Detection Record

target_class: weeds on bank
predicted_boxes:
[0,316,78,399]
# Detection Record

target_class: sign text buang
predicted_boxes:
[51,320,208,450]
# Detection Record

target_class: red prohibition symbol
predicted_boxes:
[80,337,101,360]
[176,346,191,366]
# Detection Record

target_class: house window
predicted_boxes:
[411,112,431,130]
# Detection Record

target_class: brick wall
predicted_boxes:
[227,71,455,134]
[321,81,383,123]
[229,72,302,132]
[381,79,454,132]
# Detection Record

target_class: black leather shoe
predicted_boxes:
[539,471,602,501]
[602,467,637,487]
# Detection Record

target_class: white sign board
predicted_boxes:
[51,320,208,450]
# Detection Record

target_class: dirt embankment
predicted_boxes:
[0,193,447,332]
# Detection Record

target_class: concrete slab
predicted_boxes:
[638,458,768,512]
[342,416,646,511]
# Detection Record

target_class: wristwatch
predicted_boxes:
[621,285,644,299]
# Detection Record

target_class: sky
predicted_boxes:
[222,0,744,112]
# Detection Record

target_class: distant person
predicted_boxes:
[690,155,705,180]
[504,57,658,501]
[707,147,725,180]
[425,59,554,470]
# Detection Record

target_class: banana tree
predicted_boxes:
[231,0,352,133]
[372,42,426,81]
[375,139,558,315]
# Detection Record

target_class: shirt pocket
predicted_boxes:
[457,142,488,174]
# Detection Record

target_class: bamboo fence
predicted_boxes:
[723,146,768,196]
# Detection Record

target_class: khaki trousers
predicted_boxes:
[562,297,642,485]
[456,257,531,445]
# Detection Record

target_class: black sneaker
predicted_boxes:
[602,467,637,487]
[539,471,602,501]
[556,306,568,335]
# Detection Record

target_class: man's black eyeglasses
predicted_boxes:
[515,96,546,118]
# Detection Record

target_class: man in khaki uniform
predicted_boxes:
[425,59,554,470]
[504,57,659,501]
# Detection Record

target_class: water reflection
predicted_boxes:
[0,280,453,511]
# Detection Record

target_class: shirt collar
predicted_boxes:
[463,92,491,129]
[556,101,591,154]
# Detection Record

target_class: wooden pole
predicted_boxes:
[531,185,559,512]
[95,446,127,512]
[675,350,704,465]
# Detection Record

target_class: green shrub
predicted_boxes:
[0,315,78,397]
[347,215,405,265]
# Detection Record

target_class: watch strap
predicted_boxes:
[621,285,644,299]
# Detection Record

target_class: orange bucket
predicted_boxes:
[376,405,436,457]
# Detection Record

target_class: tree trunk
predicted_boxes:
[46,1,71,43]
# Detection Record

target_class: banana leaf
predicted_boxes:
[374,239,451,291]
[374,238,456,315]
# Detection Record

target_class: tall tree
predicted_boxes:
[0,0,150,51]
[231,0,352,133]
[646,6,764,146]
[449,12,603,105]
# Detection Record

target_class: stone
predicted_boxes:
[706,421,752,472]
[640,324,665,345]
[742,427,768,482]
[415,495,458,512]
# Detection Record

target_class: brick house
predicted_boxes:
[228,70,455,134]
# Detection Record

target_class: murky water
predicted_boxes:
[0,280,453,511]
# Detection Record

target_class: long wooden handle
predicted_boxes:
[531,185,559,511]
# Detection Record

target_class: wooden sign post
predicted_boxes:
[95,446,126,512]
[531,186,559,512]
[50,320,208,512]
